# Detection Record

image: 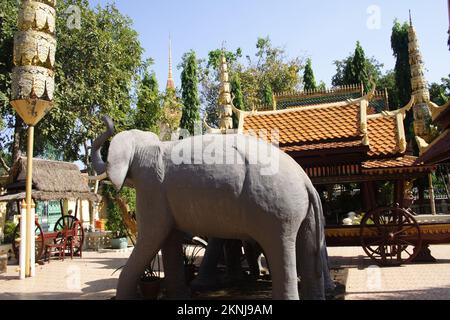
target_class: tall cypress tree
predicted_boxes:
[231,73,245,128]
[335,42,370,91]
[134,71,161,133]
[353,41,369,89]
[231,73,245,110]
[343,41,369,90]
[303,58,317,91]
[262,82,274,106]
[180,51,200,135]
[391,20,412,107]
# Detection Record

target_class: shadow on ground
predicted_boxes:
[346,286,450,300]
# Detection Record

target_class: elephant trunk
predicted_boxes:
[92,116,115,175]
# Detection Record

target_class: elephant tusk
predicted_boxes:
[88,172,108,181]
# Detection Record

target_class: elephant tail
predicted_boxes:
[310,188,324,278]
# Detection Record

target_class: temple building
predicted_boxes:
[208,17,448,222]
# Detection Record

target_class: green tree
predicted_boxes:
[231,73,244,128]
[180,51,201,135]
[207,48,242,70]
[0,0,144,171]
[377,70,398,110]
[336,41,370,90]
[200,38,303,126]
[246,37,303,103]
[134,70,161,133]
[303,58,317,91]
[160,87,182,141]
[332,52,383,92]
[429,75,450,106]
[262,82,273,106]
[317,81,327,91]
[391,20,412,108]
[231,73,244,110]
[0,0,22,169]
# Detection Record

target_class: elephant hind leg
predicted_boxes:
[296,217,325,300]
[259,236,299,300]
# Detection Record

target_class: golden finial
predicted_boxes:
[166,35,175,90]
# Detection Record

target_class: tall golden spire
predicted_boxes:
[218,53,233,132]
[408,12,430,104]
[166,36,175,90]
[408,12,432,143]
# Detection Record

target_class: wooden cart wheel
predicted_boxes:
[54,216,85,256]
[70,220,85,256]
[12,220,45,262]
[360,207,422,266]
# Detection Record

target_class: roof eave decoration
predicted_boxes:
[360,97,370,146]
[429,100,450,122]
[416,136,430,156]
[346,79,377,105]
[203,113,222,135]
[379,96,415,118]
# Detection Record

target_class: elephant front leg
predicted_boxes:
[162,230,190,299]
[116,241,163,300]
[116,209,172,300]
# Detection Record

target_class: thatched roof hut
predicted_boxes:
[0,157,100,202]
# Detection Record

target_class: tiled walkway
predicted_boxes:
[0,250,132,300]
[1,245,450,300]
[327,245,450,300]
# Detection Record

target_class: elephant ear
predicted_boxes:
[107,132,134,191]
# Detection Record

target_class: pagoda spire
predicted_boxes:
[408,12,432,143]
[218,52,233,132]
[408,13,430,104]
[166,36,175,90]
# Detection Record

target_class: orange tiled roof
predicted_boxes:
[282,140,363,153]
[362,156,417,169]
[243,104,361,145]
[362,155,434,174]
[367,116,400,157]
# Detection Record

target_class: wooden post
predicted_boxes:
[429,173,437,215]
[394,180,406,208]
[25,126,35,277]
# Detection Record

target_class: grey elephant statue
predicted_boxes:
[92,116,329,300]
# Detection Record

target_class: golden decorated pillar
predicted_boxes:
[10,0,56,279]
[218,54,233,133]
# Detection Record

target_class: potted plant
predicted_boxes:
[110,231,129,250]
[104,185,129,249]
[0,221,16,261]
[139,255,162,300]
[183,236,207,285]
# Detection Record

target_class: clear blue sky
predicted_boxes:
[89,0,450,91]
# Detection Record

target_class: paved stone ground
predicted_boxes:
[1,245,450,300]
[327,245,450,300]
[0,250,133,300]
